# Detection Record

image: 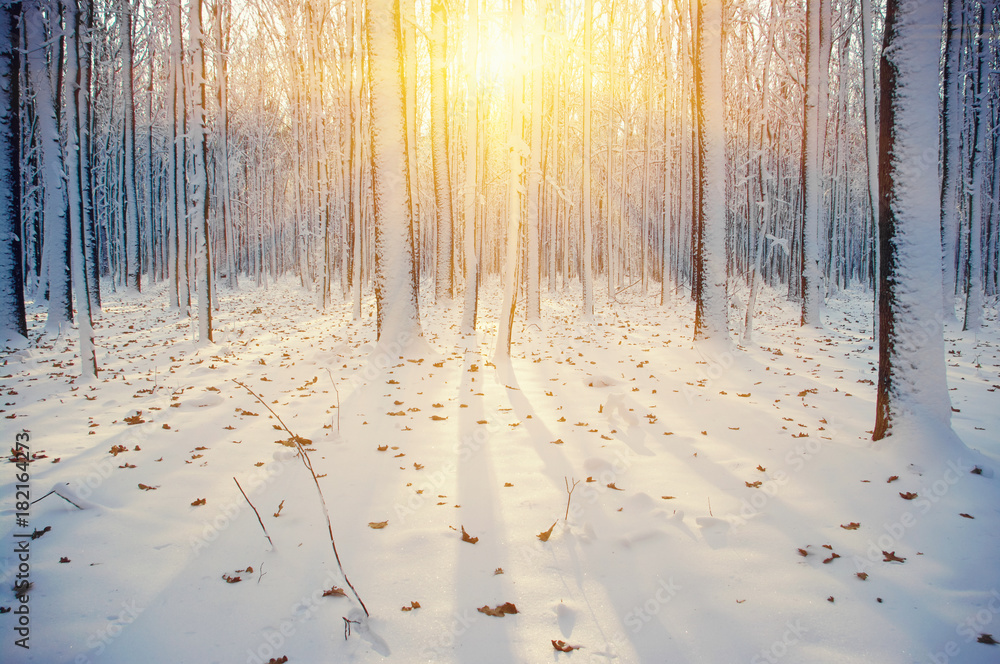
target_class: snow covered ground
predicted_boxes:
[1,280,998,664]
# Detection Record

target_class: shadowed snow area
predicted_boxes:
[1,279,998,663]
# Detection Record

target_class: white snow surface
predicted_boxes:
[1,280,999,664]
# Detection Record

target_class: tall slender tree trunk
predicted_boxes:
[25,0,72,334]
[80,1,98,314]
[496,0,525,359]
[963,1,993,332]
[431,0,454,302]
[121,0,141,291]
[189,0,212,342]
[939,0,962,320]
[403,0,420,294]
[525,11,544,323]
[800,0,824,327]
[0,1,27,345]
[581,0,594,318]
[461,0,479,334]
[64,0,95,376]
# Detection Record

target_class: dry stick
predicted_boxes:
[564,476,581,521]
[233,477,274,550]
[233,379,369,618]
[324,368,340,433]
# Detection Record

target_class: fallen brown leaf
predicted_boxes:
[552,640,579,652]
[478,602,518,617]
[538,522,556,542]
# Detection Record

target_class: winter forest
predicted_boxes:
[1,0,1000,661]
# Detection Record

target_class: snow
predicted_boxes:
[1,280,999,663]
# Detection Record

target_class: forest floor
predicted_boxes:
[1,278,999,664]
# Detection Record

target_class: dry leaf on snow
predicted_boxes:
[538,522,556,542]
[461,526,479,544]
[478,602,518,617]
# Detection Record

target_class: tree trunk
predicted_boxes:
[121,0,141,291]
[461,0,479,334]
[525,14,544,323]
[873,0,950,440]
[496,0,525,359]
[431,0,454,302]
[64,0,95,376]
[581,0,594,318]
[692,0,727,342]
[25,0,72,335]
[800,0,824,327]
[189,0,212,343]
[939,0,962,320]
[367,0,421,343]
[0,1,27,345]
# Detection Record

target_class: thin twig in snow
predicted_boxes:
[324,368,340,433]
[233,379,369,618]
[233,477,274,550]
[565,476,581,521]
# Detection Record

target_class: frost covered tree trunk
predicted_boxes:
[348,0,363,319]
[692,0,727,342]
[79,1,98,315]
[460,0,479,335]
[121,0,140,292]
[742,3,773,343]
[581,0,594,318]
[402,0,420,293]
[861,0,878,289]
[25,0,72,334]
[939,0,962,320]
[169,0,189,313]
[800,0,824,327]
[0,1,27,345]
[367,0,421,343]
[214,0,236,291]
[64,0,95,377]
[873,0,950,441]
[524,17,544,323]
[431,0,454,302]
[189,0,212,343]
[496,0,525,359]
[962,1,993,332]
